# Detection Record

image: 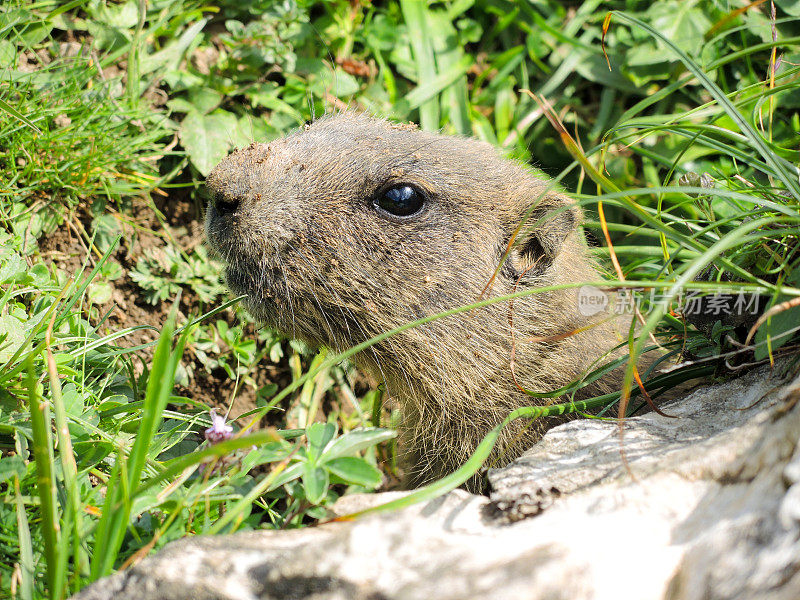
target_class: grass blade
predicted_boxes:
[400,0,439,130]
[27,357,59,598]
[14,475,34,600]
[46,294,82,599]
[0,97,41,133]
[89,297,189,578]
[611,11,800,199]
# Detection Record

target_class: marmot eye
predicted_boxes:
[374,184,425,218]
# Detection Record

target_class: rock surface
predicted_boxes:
[74,365,800,600]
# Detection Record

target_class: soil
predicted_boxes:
[36,189,286,424]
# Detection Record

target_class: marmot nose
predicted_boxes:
[211,192,240,216]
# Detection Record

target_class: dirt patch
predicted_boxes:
[36,190,285,424]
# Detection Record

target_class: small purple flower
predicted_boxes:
[205,409,234,444]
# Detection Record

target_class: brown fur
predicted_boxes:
[205,113,625,491]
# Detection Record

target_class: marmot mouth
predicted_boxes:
[225,263,332,346]
[204,226,240,267]
[223,264,285,324]
[224,262,282,298]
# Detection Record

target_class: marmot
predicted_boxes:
[205,112,625,491]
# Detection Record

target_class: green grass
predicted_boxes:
[2,0,800,598]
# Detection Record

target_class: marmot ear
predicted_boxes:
[506,193,582,277]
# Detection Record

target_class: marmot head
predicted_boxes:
[205,112,625,490]
[205,112,587,351]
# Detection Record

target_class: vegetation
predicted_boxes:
[1,0,799,598]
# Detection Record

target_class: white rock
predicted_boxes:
[74,365,800,600]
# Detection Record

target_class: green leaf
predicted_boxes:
[573,52,640,93]
[28,263,50,287]
[20,22,53,46]
[240,442,292,473]
[27,358,58,593]
[305,422,335,462]
[187,87,223,115]
[237,115,270,145]
[321,68,360,98]
[302,463,329,505]
[296,58,360,99]
[325,457,382,488]
[85,21,129,52]
[775,0,800,16]
[88,281,113,304]
[246,86,304,126]
[642,2,711,58]
[61,384,84,418]
[166,97,197,114]
[0,314,26,364]
[72,441,113,470]
[0,252,27,283]
[320,428,396,462]
[87,0,138,28]
[0,40,15,69]
[91,304,188,579]
[179,109,238,176]
[265,461,304,490]
[139,19,207,75]
[91,214,123,253]
[0,455,26,484]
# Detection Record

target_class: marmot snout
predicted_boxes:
[206,112,623,491]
